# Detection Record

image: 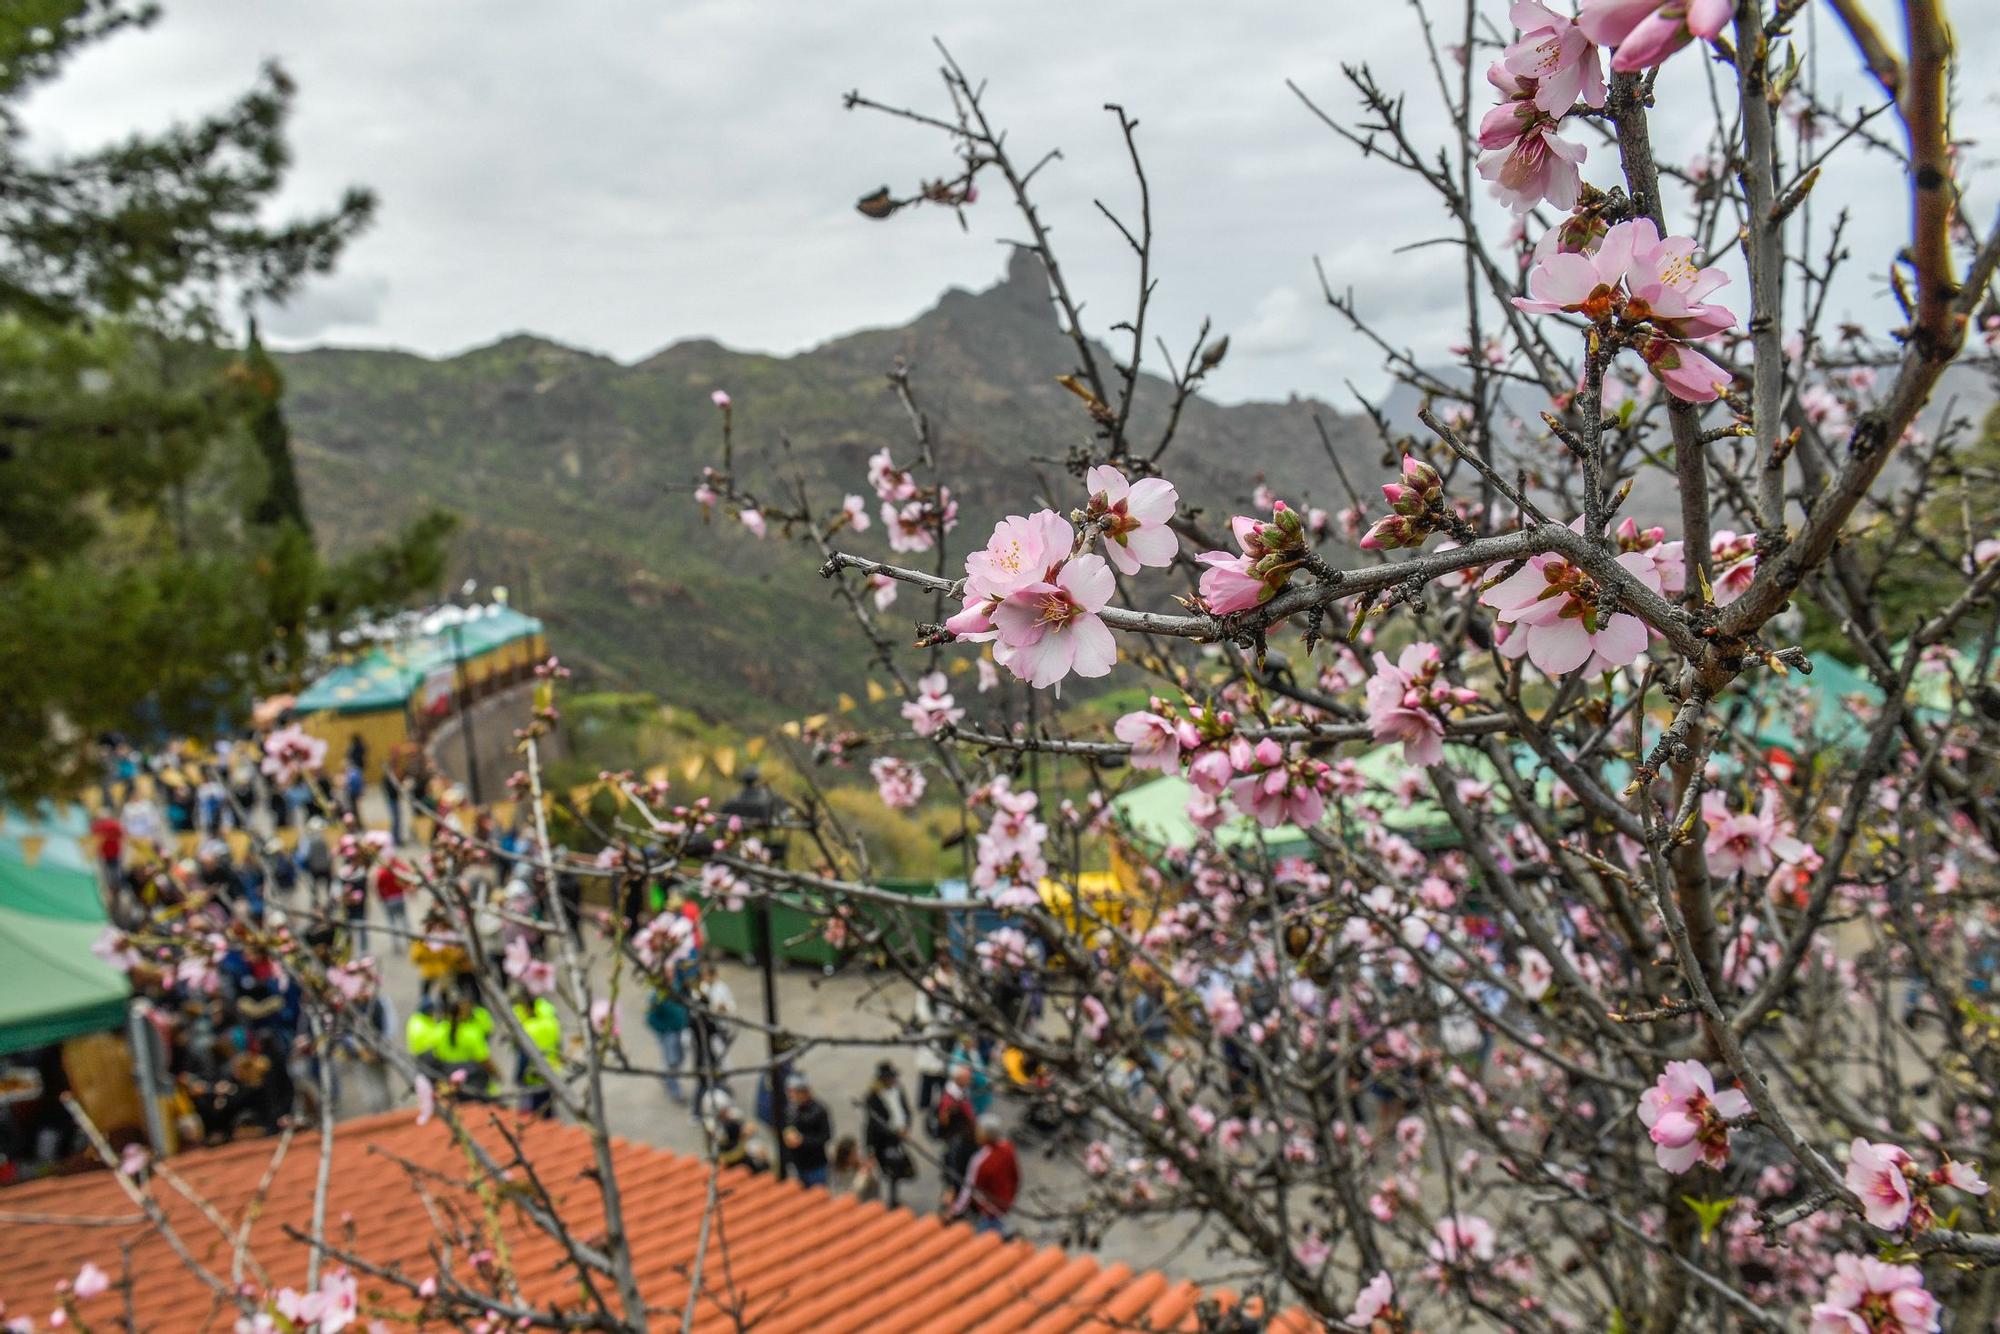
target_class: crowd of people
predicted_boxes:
[6,726,1029,1236]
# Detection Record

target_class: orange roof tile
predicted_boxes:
[0,1111,1247,1332]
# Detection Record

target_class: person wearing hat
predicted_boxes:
[863,1060,916,1206]
[781,1072,833,1187]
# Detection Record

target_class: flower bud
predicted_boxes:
[1381,482,1426,517]
[1360,515,1415,551]
[1401,454,1443,500]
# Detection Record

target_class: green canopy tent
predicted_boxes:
[0,805,127,1058]
[1109,741,1498,862]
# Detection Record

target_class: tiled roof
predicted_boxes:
[0,1111,1317,1332]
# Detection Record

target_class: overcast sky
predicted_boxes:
[21,1,1998,404]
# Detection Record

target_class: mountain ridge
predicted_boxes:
[276,248,1382,721]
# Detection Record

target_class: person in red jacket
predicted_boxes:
[372,857,412,938]
[950,1114,1019,1235]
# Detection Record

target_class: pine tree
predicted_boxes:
[0,2,448,796]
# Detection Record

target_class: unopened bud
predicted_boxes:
[1401,454,1443,499]
[1381,482,1426,517]
[1359,515,1415,551]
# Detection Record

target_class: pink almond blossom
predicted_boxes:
[1846,1138,1917,1231]
[1364,641,1479,767]
[1480,537,1664,675]
[900,671,964,738]
[1344,1271,1399,1331]
[1580,0,1732,73]
[502,937,556,998]
[1197,504,1309,613]
[69,1265,109,1302]
[1084,464,1179,575]
[1504,1,1606,115]
[1637,1059,1750,1173]
[709,388,731,410]
[1477,66,1587,213]
[1114,708,1185,773]
[1808,1254,1941,1334]
[1701,789,1809,879]
[738,508,767,540]
[869,756,927,809]
[1709,529,1758,604]
[991,554,1118,689]
[1429,1213,1496,1265]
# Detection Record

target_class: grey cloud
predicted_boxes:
[18,1,1998,406]
[257,273,391,342]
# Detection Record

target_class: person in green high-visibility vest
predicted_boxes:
[513,987,562,1118]
[432,979,498,1100]
[405,995,445,1074]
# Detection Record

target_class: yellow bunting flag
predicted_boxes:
[837,693,858,713]
[778,721,802,739]
[490,800,518,828]
[275,828,300,853]
[643,765,671,788]
[569,784,598,810]
[745,737,766,760]
[714,747,737,778]
[803,714,828,732]
[175,833,199,860]
[865,679,887,703]
[682,755,705,781]
[949,658,970,675]
[226,831,252,863]
[18,835,45,867]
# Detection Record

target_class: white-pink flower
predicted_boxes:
[1291,1230,1332,1269]
[899,672,964,738]
[1083,465,1179,575]
[738,509,767,540]
[1709,530,1758,605]
[867,447,915,502]
[1846,1138,1917,1231]
[1344,1271,1398,1330]
[965,510,1073,602]
[1477,65,1587,213]
[867,572,898,611]
[1429,1213,1496,1265]
[710,388,732,410]
[502,937,556,998]
[1516,947,1553,1001]
[840,494,871,532]
[1700,789,1809,879]
[991,554,1118,690]
[1113,709,1183,773]
[869,756,927,809]
[1504,1,1606,115]
[1808,1254,1940,1334]
[1637,1060,1750,1173]
[1480,527,1663,676]
[70,1264,109,1302]
[1363,641,1476,767]
[260,724,328,785]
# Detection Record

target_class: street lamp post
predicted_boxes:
[446,580,483,807]
[717,768,793,1179]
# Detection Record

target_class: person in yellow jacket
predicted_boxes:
[512,988,562,1118]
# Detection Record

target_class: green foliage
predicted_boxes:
[0,3,443,798]
[1796,399,2000,655]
